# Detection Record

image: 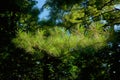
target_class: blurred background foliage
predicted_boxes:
[0,0,120,80]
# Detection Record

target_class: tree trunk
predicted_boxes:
[43,52,50,80]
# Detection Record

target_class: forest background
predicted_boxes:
[0,0,120,80]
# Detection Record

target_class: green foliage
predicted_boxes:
[13,25,109,57]
[0,0,42,79]
[44,0,120,29]
[1,0,120,79]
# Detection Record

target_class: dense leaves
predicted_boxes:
[13,25,109,56]
[0,0,120,80]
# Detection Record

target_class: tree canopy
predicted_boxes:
[0,0,120,79]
